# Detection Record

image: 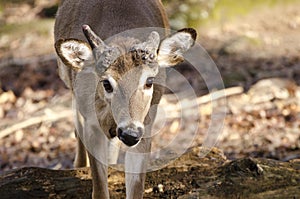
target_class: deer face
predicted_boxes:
[99,39,161,147]
[55,25,196,147]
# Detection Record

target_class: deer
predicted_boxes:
[54,0,196,198]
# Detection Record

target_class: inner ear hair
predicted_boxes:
[55,38,93,71]
[157,28,197,67]
[177,28,197,42]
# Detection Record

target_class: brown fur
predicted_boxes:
[55,1,169,199]
[55,0,169,89]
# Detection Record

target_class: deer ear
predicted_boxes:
[157,28,197,67]
[55,39,94,71]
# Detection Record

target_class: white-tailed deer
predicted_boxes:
[54,0,196,198]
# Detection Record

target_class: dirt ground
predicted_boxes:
[0,1,299,194]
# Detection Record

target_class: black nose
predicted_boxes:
[117,127,143,147]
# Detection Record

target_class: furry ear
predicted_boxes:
[55,39,93,71]
[157,28,197,67]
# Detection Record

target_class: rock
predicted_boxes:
[248,78,297,103]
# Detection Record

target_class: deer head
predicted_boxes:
[55,25,196,147]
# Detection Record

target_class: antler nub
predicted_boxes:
[82,24,104,49]
[130,31,160,65]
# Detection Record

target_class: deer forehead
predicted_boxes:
[102,47,159,81]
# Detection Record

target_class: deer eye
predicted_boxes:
[102,80,113,93]
[144,77,154,89]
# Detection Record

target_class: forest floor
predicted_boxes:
[0,0,299,187]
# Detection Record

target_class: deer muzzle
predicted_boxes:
[117,125,144,147]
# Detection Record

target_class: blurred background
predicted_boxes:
[0,0,299,173]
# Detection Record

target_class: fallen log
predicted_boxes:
[0,147,299,199]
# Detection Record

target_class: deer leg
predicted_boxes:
[88,152,109,199]
[83,124,109,199]
[73,97,87,167]
[73,103,109,198]
[125,137,151,199]
[74,132,88,167]
[73,105,89,167]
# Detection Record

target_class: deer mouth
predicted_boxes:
[109,128,117,138]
